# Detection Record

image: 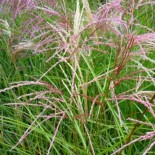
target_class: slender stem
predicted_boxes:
[118,93,155,155]
[126,94,155,142]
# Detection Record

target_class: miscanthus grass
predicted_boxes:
[0,0,155,154]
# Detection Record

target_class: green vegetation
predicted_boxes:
[0,0,155,155]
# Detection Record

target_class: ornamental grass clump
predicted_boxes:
[0,0,155,154]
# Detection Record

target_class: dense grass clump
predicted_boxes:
[0,0,155,155]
